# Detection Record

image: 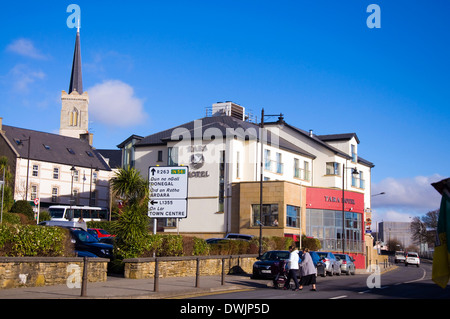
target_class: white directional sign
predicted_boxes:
[148,166,188,218]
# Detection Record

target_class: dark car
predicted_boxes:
[309,251,326,277]
[69,228,113,258]
[252,250,291,279]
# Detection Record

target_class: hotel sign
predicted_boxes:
[148,166,188,218]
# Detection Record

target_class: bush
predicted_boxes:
[1,212,21,224]
[10,200,34,222]
[0,224,72,257]
[301,235,321,251]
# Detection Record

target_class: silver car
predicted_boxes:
[334,253,356,275]
[316,252,341,276]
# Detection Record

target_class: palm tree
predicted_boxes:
[111,167,149,206]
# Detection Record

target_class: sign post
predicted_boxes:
[148,166,188,233]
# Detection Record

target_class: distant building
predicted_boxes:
[378,221,414,250]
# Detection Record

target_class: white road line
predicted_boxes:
[330,295,348,299]
[404,268,426,283]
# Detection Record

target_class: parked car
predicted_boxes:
[334,253,356,275]
[252,250,291,279]
[316,252,341,276]
[69,228,114,258]
[224,233,254,241]
[308,251,326,277]
[405,252,420,267]
[394,251,406,263]
[88,228,115,239]
[206,238,233,244]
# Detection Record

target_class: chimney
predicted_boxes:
[0,117,3,131]
[309,129,313,137]
[211,102,245,120]
[80,132,93,146]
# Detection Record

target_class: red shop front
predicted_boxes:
[306,187,366,269]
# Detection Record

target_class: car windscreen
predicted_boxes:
[73,230,99,243]
[260,251,290,260]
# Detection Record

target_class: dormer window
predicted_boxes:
[351,144,357,162]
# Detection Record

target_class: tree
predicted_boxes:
[110,167,150,259]
[111,166,148,206]
[410,209,438,248]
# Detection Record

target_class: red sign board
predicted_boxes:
[306,187,364,213]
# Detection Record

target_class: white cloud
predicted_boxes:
[371,174,444,223]
[87,80,148,127]
[8,64,46,92]
[6,38,47,60]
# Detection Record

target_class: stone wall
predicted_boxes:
[0,257,108,289]
[124,255,258,279]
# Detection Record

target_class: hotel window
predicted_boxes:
[93,172,98,184]
[359,171,365,189]
[32,164,39,177]
[157,150,163,162]
[53,167,59,179]
[168,147,178,166]
[264,149,271,170]
[252,204,279,227]
[326,162,340,176]
[286,205,300,228]
[276,152,283,174]
[351,144,357,163]
[52,187,59,203]
[218,151,225,212]
[304,161,310,181]
[294,159,300,178]
[236,151,240,178]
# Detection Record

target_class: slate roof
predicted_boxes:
[2,125,111,171]
[130,116,316,159]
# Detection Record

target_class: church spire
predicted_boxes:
[68,20,83,94]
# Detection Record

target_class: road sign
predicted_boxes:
[34,198,39,206]
[148,166,188,218]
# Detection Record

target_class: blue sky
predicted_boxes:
[1,1,449,224]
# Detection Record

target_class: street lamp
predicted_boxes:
[259,108,284,256]
[342,164,359,254]
[70,166,76,220]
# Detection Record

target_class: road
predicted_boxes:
[192,261,450,299]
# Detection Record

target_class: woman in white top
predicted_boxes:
[283,245,300,291]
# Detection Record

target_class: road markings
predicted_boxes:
[404,268,426,284]
[330,295,347,299]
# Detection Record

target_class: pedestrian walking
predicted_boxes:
[283,245,300,291]
[299,248,317,291]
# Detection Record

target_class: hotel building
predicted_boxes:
[118,102,375,265]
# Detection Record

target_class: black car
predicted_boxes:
[69,228,114,258]
[252,250,290,279]
[309,251,326,277]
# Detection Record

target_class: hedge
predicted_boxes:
[0,224,73,257]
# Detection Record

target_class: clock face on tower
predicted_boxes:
[189,153,205,170]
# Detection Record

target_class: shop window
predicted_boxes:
[252,204,278,227]
[286,205,300,228]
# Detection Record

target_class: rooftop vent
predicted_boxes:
[211,102,245,121]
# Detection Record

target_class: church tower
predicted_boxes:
[60,24,91,144]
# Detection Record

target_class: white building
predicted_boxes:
[118,102,375,252]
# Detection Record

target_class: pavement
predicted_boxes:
[0,264,398,299]
[0,274,264,299]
